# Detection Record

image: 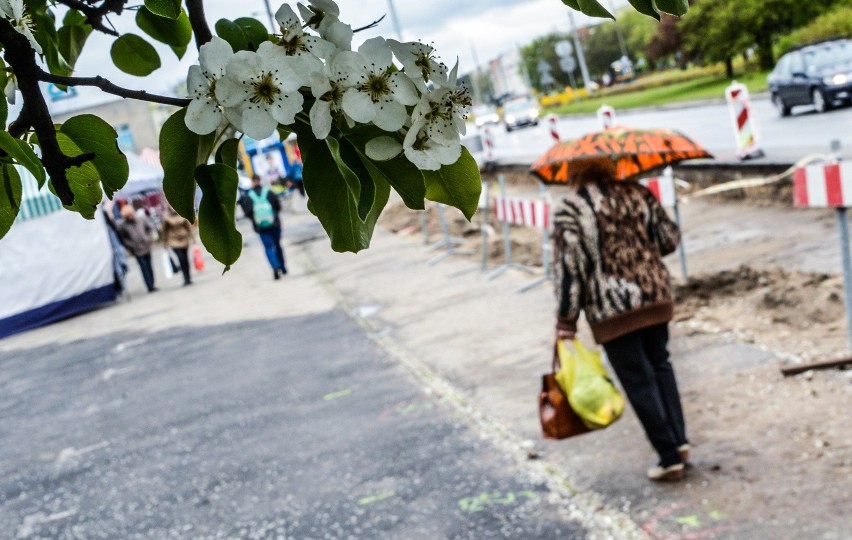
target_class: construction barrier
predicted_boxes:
[426,204,472,266]
[545,114,560,143]
[641,167,688,279]
[794,161,852,208]
[793,155,852,349]
[725,82,763,160]
[487,174,538,283]
[493,196,551,229]
[482,126,495,162]
[597,105,616,130]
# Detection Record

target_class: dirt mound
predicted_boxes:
[674,265,847,360]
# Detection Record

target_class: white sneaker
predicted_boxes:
[678,444,690,462]
[647,463,685,482]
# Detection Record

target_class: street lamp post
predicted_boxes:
[567,9,592,90]
[262,0,276,33]
[386,0,403,39]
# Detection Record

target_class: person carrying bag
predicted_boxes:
[550,158,690,482]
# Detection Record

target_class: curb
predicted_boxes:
[554,92,770,120]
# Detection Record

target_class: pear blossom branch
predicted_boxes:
[0,19,85,205]
[185,0,213,48]
[352,15,385,33]
[52,0,130,37]
[39,71,191,107]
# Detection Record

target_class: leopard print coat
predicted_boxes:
[553,180,680,344]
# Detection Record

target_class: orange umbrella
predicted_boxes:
[530,126,713,183]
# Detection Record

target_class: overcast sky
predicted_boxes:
[23,0,627,114]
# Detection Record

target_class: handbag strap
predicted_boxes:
[552,341,561,373]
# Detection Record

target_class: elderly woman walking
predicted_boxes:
[552,159,689,481]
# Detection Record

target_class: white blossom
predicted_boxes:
[309,59,349,139]
[215,42,307,140]
[274,3,334,71]
[403,118,461,171]
[297,0,340,29]
[387,39,447,91]
[443,62,472,135]
[184,37,233,135]
[298,0,352,52]
[0,0,41,54]
[335,37,418,132]
[4,72,16,104]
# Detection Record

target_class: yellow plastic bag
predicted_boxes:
[554,339,625,430]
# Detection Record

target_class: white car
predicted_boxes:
[502,96,539,132]
[472,104,500,127]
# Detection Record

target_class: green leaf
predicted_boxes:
[0,131,46,187]
[195,164,242,267]
[577,0,615,19]
[160,108,213,222]
[0,64,7,129]
[0,164,21,239]
[214,138,240,169]
[655,0,688,16]
[215,19,248,52]
[359,152,425,210]
[233,17,269,50]
[277,127,292,141]
[626,0,661,20]
[294,124,368,252]
[421,147,482,220]
[60,114,129,199]
[54,133,103,219]
[57,12,92,71]
[136,7,192,59]
[144,0,181,19]
[110,34,161,76]
[325,136,361,206]
[32,10,73,77]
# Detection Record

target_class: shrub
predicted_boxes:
[778,5,852,55]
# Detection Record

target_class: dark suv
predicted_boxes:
[768,39,852,116]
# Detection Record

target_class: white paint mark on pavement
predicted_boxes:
[17,509,77,538]
[54,441,109,468]
[101,367,134,381]
[111,338,147,354]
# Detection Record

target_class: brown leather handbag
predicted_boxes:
[539,344,590,440]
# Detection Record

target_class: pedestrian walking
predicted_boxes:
[241,175,288,280]
[160,206,195,286]
[552,158,689,482]
[117,204,157,292]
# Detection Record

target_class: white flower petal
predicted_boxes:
[226,51,263,85]
[214,75,248,107]
[187,65,209,97]
[185,98,222,135]
[320,19,352,52]
[365,136,402,161]
[199,36,233,78]
[310,72,333,99]
[268,92,304,125]
[404,118,426,149]
[274,3,300,28]
[358,37,392,69]
[4,76,16,105]
[341,87,375,123]
[311,0,340,17]
[310,99,333,139]
[372,99,406,132]
[331,51,366,86]
[0,1,13,19]
[223,106,244,130]
[405,145,440,170]
[303,35,336,60]
[427,141,462,166]
[238,105,278,140]
[389,72,418,106]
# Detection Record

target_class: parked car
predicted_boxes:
[471,104,500,127]
[502,96,540,132]
[768,38,852,116]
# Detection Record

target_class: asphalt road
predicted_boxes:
[480,98,852,165]
[0,311,587,538]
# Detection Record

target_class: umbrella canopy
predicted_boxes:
[530,126,713,183]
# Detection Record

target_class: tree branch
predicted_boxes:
[185,0,213,48]
[53,0,130,37]
[39,72,191,107]
[353,15,386,34]
[0,20,77,205]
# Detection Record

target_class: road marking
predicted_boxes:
[54,441,109,467]
[17,509,77,538]
[357,491,395,506]
[111,338,147,354]
[101,367,134,381]
[323,388,352,401]
[458,490,538,512]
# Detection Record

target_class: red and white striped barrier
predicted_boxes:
[641,173,677,208]
[482,127,495,161]
[597,105,616,130]
[794,161,852,208]
[725,82,761,160]
[545,114,560,143]
[493,196,551,229]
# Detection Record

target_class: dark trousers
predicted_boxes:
[173,247,191,284]
[603,323,687,466]
[135,253,155,292]
[258,227,286,271]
